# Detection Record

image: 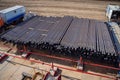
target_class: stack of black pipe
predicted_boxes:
[60,18,117,65]
[0,16,118,65]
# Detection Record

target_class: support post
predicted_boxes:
[52,62,54,69]
[23,45,27,52]
[22,45,31,58]
[77,56,83,70]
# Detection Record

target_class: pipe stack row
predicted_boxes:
[0,16,118,66]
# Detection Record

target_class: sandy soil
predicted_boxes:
[0,0,120,21]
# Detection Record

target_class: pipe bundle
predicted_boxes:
[0,16,118,65]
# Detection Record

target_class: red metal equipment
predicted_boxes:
[20,50,120,71]
[0,52,7,62]
[43,65,61,80]
[0,17,4,27]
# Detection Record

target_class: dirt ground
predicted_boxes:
[0,0,120,21]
